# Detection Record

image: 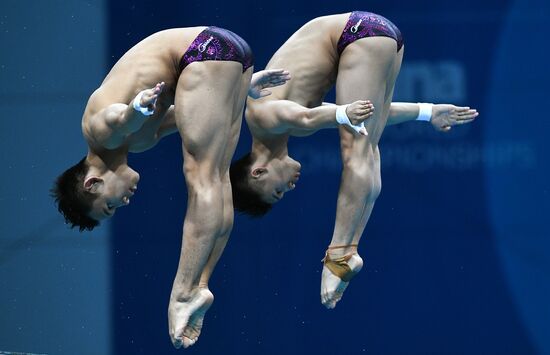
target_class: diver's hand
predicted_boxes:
[135,82,165,113]
[248,69,291,99]
[346,100,374,126]
[431,104,479,132]
[337,100,374,136]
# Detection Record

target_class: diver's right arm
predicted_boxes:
[252,99,373,134]
[88,82,164,149]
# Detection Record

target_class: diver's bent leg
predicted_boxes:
[197,67,252,288]
[321,37,403,309]
[168,61,243,348]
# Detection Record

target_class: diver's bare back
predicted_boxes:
[82,27,205,151]
[262,13,349,107]
[244,13,349,141]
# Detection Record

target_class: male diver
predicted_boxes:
[229,12,478,309]
[52,26,290,349]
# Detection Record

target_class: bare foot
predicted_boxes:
[320,253,363,309]
[137,82,165,112]
[168,287,214,349]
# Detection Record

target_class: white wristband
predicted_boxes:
[336,105,366,135]
[416,103,433,122]
[336,104,351,125]
[132,90,155,116]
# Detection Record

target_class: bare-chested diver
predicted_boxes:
[51,27,291,349]
[229,12,478,309]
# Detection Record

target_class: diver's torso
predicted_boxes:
[262,13,349,107]
[83,27,205,152]
[246,13,349,142]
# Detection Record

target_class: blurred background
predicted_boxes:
[1,0,548,354]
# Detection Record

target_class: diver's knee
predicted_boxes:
[342,160,381,201]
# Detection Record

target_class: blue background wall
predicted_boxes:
[1,0,548,354]
[0,1,111,355]
[109,1,549,354]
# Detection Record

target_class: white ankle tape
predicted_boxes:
[132,90,155,116]
[336,104,366,134]
[416,103,433,122]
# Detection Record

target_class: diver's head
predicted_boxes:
[230,153,301,216]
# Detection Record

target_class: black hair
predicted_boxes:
[51,156,100,231]
[229,153,273,217]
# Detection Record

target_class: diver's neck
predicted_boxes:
[86,149,128,174]
[251,137,289,162]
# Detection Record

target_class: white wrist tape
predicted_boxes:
[132,90,155,116]
[416,103,433,122]
[336,104,366,134]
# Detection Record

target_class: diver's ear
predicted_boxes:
[83,176,103,193]
[251,167,267,179]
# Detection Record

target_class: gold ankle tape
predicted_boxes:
[321,244,358,282]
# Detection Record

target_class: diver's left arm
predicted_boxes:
[325,101,479,130]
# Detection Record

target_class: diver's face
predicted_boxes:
[85,168,140,220]
[249,157,301,204]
